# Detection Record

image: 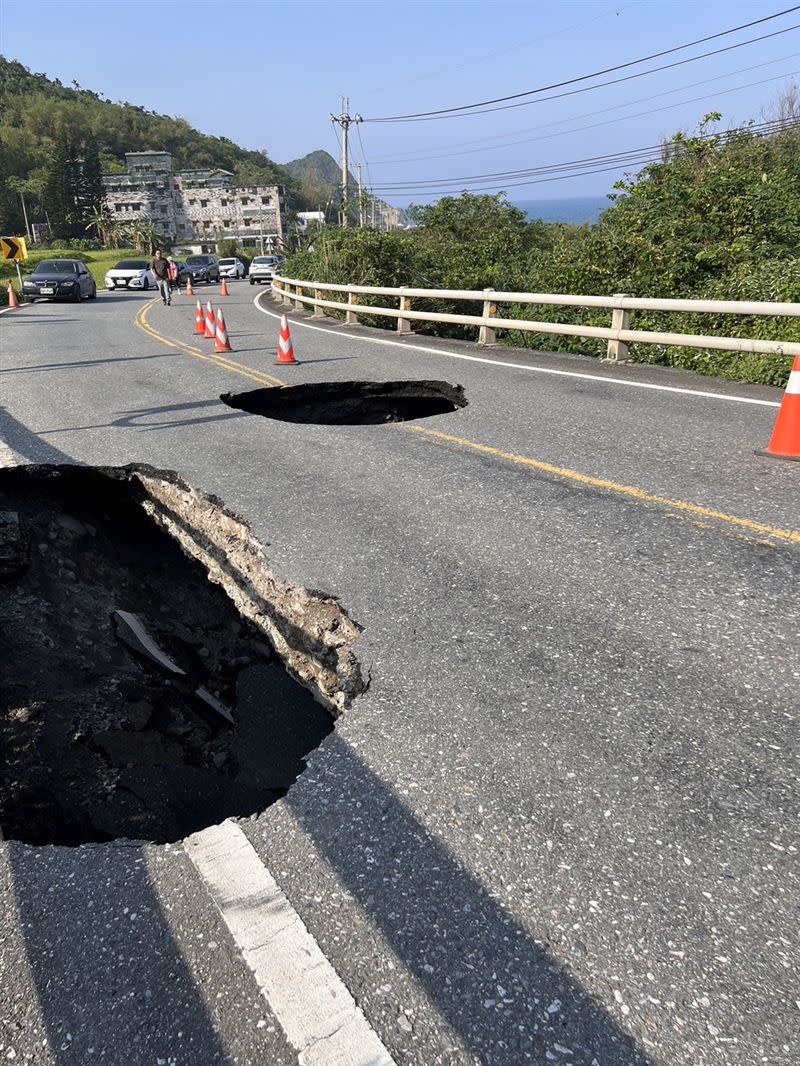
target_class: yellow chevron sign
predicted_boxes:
[1,236,28,262]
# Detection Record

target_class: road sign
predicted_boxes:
[1,236,28,262]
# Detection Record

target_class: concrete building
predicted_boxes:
[102,151,286,251]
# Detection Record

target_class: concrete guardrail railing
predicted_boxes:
[271,275,800,362]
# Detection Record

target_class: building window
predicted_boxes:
[200,199,208,208]
[261,196,271,205]
[240,197,250,205]
[221,198,228,207]
[188,198,196,206]
[223,220,231,228]
[243,218,252,227]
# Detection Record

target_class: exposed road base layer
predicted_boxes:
[0,464,363,845]
[221,379,468,424]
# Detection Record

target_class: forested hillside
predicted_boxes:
[0,57,289,233]
[284,110,800,387]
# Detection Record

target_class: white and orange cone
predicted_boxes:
[6,282,19,309]
[194,299,205,335]
[215,308,232,353]
[276,314,297,365]
[759,355,800,461]
[185,275,194,297]
[220,278,229,297]
[204,301,216,339]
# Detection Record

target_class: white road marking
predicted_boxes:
[185,821,397,1066]
[254,292,782,408]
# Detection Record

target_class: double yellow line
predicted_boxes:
[135,299,284,388]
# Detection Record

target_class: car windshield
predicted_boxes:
[252,257,276,265]
[33,261,77,274]
[114,260,148,270]
[218,259,236,266]
[186,256,210,265]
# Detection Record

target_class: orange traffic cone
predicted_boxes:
[204,301,216,339]
[194,299,205,335]
[759,355,800,461]
[220,278,230,297]
[215,308,232,352]
[276,314,297,365]
[185,275,194,297]
[6,283,19,309]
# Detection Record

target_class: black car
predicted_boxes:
[184,255,220,284]
[23,259,97,303]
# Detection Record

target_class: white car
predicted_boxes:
[248,256,282,285]
[218,257,246,279]
[105,258,156,291]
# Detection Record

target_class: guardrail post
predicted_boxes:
[479,289,497,345]
[606,294,631,362]
[346,291,358,325]
[282,282,293,308]
[294,285,304,311]
[313,289,325,318]
[397,294,413,334]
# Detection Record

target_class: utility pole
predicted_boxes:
[355,163,365,228]
[331,97,361,228]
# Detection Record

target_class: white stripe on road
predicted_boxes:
[254,292,781,408]
[185,821,397,1066]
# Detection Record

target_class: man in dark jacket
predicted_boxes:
[151,249,171,305]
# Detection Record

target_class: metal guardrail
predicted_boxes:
[271,275,800,361]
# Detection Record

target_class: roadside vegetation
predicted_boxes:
[284,109,800,387]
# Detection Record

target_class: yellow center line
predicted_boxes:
[135,300,285,388]
[405,425,800,547]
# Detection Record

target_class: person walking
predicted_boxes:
[151,249,171,305]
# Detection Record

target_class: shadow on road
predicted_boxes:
[0,352,176,376]
[2,844,232,1064]
[283,733,654,1065]
[0,407,78,465]
[37,398,250,436]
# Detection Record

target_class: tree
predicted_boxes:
[85,205,114,247]
[77,134,106,221]
[43,127,81,239]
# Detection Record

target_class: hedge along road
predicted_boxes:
[0,285,798,1066]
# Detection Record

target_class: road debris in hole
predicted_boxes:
[0,464,363,846]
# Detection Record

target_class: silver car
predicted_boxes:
[248,256,282,285]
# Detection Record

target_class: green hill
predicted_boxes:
[0,57,292,234]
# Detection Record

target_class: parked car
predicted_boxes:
[218,257,247,279]
[184,255,220,284]
[104,258,155,291]
[173,260,189,283]
[24,259,97,302]
[248,256,282,285]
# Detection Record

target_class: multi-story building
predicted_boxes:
[102,151,286,251]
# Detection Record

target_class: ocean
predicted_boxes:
[513,195,609,224]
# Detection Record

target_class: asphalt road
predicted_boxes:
[0,283,797,1065]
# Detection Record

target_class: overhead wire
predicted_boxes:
[368,51,800,163]
[362,4,800,122]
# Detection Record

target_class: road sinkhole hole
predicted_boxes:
[220,379,467,425]
[0,464,363,847]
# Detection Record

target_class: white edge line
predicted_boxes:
[185,821,397,1066]
[254,292,781,409]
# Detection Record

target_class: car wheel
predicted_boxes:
[89,284,97,300]
[27,297,36,304]
[142,278,149,291]
[72,285,82,303]
[249,279,254,285]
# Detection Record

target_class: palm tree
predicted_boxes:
[85,206,114,248]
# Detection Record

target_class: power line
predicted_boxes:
[368,52,800,164]
[364,8,800,122]
[367,117,799,193]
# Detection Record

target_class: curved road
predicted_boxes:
[0,285,797,1065]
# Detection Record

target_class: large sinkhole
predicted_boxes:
[0,464,363,846]
[220,379,467,425]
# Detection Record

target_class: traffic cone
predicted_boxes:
[215,308,232,352]
[220,278,230,297]
[276,314,297,365]
[204,301,216,339]
[194,299,205,335]
[185,275,194,297]
[758,355,800,461]
[6,283,19,309]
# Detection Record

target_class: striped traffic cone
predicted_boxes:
[275,314,297,365]
[220,278,230,297]
[759,355,800,461]
[6,283,19,309]
[204,301,216,339]
[185,275,194,296]
[194,299,205,335]
[215,308,232,352]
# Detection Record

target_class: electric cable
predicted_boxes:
[364,11,800,122]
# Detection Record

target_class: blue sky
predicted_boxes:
[3,0,799,207]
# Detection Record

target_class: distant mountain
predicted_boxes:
[283,149,406,227]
